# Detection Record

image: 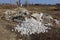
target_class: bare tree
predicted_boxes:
[25,0,28,7]
[19,0,21,6]
[16,0,21,7]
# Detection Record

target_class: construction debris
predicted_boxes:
[2,8,59,36]
[3,8,30,21]
[14,13,59,36]
[1,8,60,40]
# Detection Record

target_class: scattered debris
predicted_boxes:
[54,19,59,24]
[0,7,59,40]
[2,8,59,37]
[14,13,59,36]
[15,17,50,35]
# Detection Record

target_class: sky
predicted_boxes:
[0,0,60,4]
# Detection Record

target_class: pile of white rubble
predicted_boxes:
[14,13,59,36]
